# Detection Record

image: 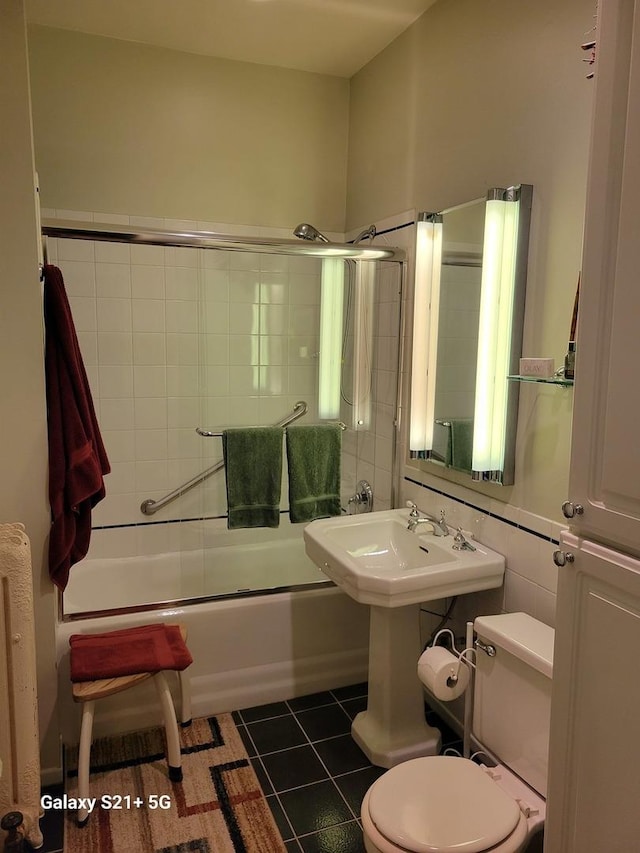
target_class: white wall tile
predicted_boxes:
[97,298,132,332]
[99,398,135,431]
[229,303,258,335]
[99,365,133,398]
[260,335,287,366]
[259,366,286,395]
[167,428,202,459]
[130,244,165,265]
[134,365,167,397]
[95,242,131,264]
[289,305,317,334]
[229,251,260,271]
[260,279,288,304]
[131,265,165,299]
[59,260,96,296]
[503,570,537,617]
[260,254,289,273]
[134,397,168,429]
[77,331,98,365]
[202,249,230,270]
[203,366,230,397]
[68,296,97,331]
[98,332,133,365]
[135,460,170,492]
[58,237,95,262]
[203,334,229,365]
[260,305,289,335]
[133,332,166,365]
[132,298,165,333]
[167,365,200,397]
[168,396,201,429]
[135,428,168,461]
[166,333,199,365]
[229,335,259,365]
[102,428,135,462]
[165,266,199,300]
[166,300,198,334]
[202,303,229,335]
[228,366,256,396]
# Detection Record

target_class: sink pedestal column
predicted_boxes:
[351,604,441,768]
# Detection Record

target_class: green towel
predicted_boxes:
[223,427,283,528]
[286,424,342,523]
[450,419,473,473]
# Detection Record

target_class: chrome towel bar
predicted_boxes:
[140,400,311,516]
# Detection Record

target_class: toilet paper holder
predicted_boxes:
[430,628,477,683]
[427,623,477,760]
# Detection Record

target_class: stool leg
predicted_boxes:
[77,700,95,826]
[179,669,192,727]
[154,672,182,782]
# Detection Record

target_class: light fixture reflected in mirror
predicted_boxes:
[318,257,345,418]
[351,260,375,429]
[472,184,533,483]
[410,212,443,457]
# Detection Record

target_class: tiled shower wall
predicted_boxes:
[44,212,403,552]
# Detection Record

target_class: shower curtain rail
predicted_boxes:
[40,219,405,261]
[139,400,314,516]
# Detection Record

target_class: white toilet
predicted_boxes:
[361,612,554,853]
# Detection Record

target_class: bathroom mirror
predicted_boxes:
[410,185,533,487]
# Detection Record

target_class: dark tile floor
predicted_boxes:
[30,683,460,853]
[233,682,462,853]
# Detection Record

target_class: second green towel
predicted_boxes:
[286,424,342,523]
[223,427,283,528]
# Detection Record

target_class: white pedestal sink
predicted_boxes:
[304,508,506,768]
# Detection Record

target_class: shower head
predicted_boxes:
[293,223,330,243]
[352,225,377,245]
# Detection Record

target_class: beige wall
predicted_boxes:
[27,26,350,231]
[0,0,59,780]
[347,0,594,521]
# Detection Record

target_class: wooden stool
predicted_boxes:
[71,624,192,826]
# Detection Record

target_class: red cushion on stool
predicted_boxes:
[70,623,193,682]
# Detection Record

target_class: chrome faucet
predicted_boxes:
[406,502,450,536]
[452,527,476,551]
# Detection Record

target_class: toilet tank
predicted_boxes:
[473,612,554,798]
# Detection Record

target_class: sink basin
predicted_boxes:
[304,508,505,607]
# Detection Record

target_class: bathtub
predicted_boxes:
[62,535,329,618]
[56,527,370,744]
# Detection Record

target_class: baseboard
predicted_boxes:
[68,647,368,743]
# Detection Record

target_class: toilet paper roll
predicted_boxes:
[417,646,470,701]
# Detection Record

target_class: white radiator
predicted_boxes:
[0,524,43,848]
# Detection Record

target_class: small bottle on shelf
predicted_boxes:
[564,341,576,380]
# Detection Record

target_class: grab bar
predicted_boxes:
[140,400,312,516]
[196,400,310,437]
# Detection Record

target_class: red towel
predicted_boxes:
[44,264,110,591]
[69,623,193,682]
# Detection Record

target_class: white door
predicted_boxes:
[545,532,640,852]
[565,0,640,554]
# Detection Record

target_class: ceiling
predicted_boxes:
[25,0,438,78]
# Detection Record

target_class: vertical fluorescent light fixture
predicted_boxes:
[410,213,443,457]
[318,257,345,418]
[472,188,520,481]
[352,260,375,429]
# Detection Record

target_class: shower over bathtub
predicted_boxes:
[45,217,404,746]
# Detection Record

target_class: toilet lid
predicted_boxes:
[368,757,521,853]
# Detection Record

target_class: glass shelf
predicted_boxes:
[507,374,574,386]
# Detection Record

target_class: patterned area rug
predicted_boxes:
[64,714,287,852]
